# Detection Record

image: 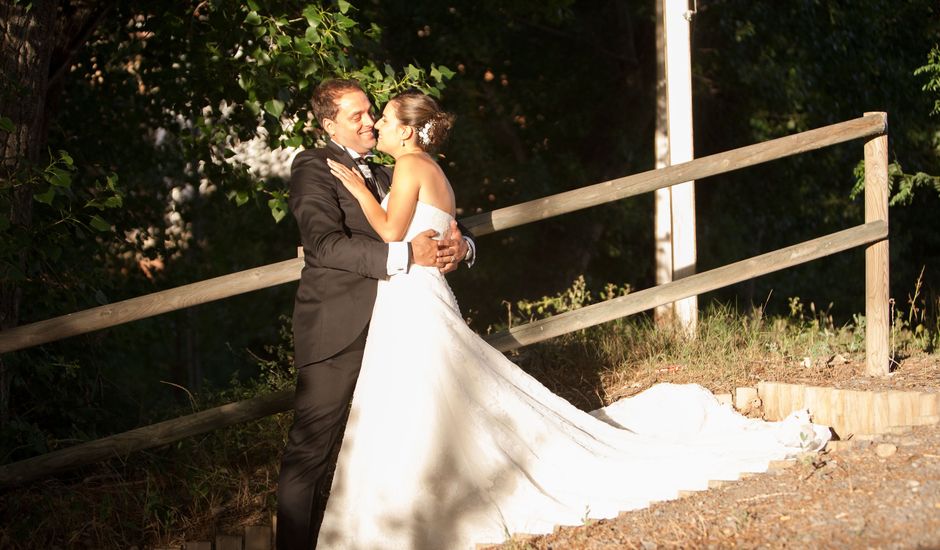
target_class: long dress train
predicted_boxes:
[316,201,829,549]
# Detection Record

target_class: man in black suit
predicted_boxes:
[276,79,473,549]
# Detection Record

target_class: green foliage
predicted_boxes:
[851,159,940,206]
[848,45,940,207]
[695,0,940,316]
[77,0,454,221]
[915,45,940,116]
[0,146,124,297]
[505,275,630,327]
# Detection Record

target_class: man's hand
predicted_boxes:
[410,229,440,267]
[437,220,469,274]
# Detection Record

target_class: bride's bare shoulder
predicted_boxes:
[394,153,438,171]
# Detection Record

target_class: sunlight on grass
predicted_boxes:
[507,275,939,410]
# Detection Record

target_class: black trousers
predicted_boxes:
[276,328,368,550]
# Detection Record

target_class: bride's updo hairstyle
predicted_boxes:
[390,91,455,154]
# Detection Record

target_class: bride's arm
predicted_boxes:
[327,157,421,243]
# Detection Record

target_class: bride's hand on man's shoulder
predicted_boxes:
[326,158,366,197]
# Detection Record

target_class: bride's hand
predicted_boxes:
[327,158,368,198]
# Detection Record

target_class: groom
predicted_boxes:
[276,79,474,549]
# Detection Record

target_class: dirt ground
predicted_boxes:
[491,354,940,549]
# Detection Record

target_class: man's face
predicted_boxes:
[324,90,377,154]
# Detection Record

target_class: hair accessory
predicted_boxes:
[417,120,434,146]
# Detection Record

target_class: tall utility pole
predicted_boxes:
[657,0,698,334]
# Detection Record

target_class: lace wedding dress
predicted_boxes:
[316,201,830,549]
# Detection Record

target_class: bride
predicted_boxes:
[320,91,829,549]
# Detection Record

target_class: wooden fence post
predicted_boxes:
[864,111,889,377]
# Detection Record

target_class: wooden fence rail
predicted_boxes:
[0,113,886,355]
[460,113,886,236]
[0,257,304,355]
[0,220,887,486]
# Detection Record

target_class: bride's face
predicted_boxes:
[374,103,406,154]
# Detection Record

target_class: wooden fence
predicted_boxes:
[0,112,889,486]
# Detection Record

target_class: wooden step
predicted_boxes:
[754,382,939,439]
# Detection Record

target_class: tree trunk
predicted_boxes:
[0,0,58,426]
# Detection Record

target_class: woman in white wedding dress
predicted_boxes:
[319,91,829,549]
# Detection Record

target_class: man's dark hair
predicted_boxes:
[311,79,366,126]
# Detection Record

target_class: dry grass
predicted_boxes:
[511,301,870,413]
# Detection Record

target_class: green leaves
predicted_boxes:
[33,150,76,204]
[430,65,455,83]
[19,0,452,233]
[44,167,72,188]
[334,13,356,30]
[33,186,55,205]
[914,45,940,116]
[263,98,284,118]
[234,190,251,206]
[196,1,452,222]
[89,215,111,232]
[302,5,322,27]
[304,25,320,45]
[0,116,14,133]
[30,148,123,238]
[85,194,123,210]
[268,195,288,223]
[244,11,262,26]
[41,150,75,189]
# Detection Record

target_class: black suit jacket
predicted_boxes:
[288,140,393,366]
